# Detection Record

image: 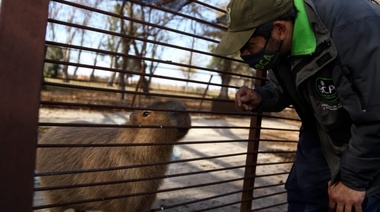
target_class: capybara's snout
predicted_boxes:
[162,101,191,136]
[130,100,192,136]
[173,111,191,136]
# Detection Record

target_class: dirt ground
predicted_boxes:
[34,108,300,212]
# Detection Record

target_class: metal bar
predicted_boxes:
[151,189,246,211]
[191,0,225,13]
[40,100,300,121]
[39,100,261,116]
[194,200,245,212]
[34,177,246,210]
[240,69,268,211]
[251,202,288,211]
[35,142,296,148]
[50,0,225,42]
[34,155,291,178]
[35,152,249,176]
[44,41,260,79]
[252,191,287,200]
[46,18,241,63]
[38,121,299,132]
[198,75,213,110]
[126,0,225,30]
[35,165,249,191]
[43,57,237,88]
[0,0,49,211]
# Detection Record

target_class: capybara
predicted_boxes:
[36,100,191,212]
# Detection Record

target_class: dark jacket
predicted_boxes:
[255,0,380,196]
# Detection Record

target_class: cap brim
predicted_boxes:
[215,28,256,56]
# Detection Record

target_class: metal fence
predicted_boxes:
[0,0,300,211]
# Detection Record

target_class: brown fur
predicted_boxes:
[36,101,191,212]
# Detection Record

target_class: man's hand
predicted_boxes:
[328,181,366,212]
[235,86,263,111]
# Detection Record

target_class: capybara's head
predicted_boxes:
[129,100,191,139]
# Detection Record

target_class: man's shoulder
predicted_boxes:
[311,0,379,26]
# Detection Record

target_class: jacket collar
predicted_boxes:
[291,0,316,56]
[289,0,338,86]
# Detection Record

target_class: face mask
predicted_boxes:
[240,39,282,70]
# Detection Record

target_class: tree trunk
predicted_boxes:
[62,47,71,82]
[218,59,232,99]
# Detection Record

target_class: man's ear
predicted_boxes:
[273,20,289,41]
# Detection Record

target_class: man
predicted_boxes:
[215,0,380,211]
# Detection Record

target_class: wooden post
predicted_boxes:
[0,0,49,211]
[240,69,267,211]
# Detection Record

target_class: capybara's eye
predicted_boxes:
[142,111,151,117]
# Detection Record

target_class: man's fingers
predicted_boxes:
[330,203,360,212]
[336,203,344,212]
[353,203,363,212]
[235,89,244,108]
[329,198,336,211]
[235,98,242,108]
[243,103,253,111]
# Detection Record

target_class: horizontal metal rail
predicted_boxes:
[44,41,261,80]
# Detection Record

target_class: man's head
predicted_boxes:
[215,0,295,56]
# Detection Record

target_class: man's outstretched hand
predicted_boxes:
[235,86,263,111]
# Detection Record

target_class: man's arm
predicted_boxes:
[235,72,291,112]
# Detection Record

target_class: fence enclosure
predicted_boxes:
[0,0,300,211]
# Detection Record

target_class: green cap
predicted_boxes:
[215,0,294,55]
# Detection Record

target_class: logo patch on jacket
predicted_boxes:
[316,77,338,103]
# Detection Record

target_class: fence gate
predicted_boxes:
[0,0,300,211]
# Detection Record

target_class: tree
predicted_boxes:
[44,46,63,78]
[72,0,101,79]
[105,0,183,100]
[204,2,253,99]
[46,0,101,82]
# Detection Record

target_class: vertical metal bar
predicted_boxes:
[0,0,49,211]
[240,69,267,212]
[198,75,213,111]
